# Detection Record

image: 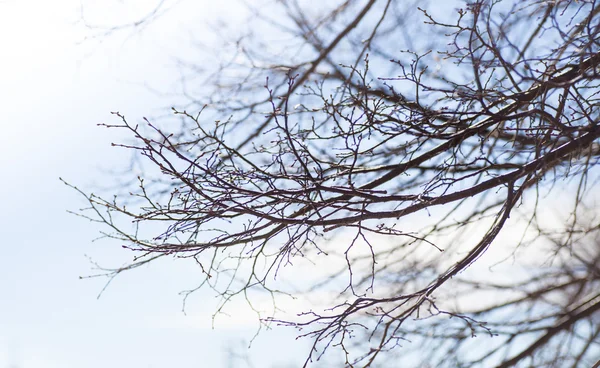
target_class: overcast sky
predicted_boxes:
[2,1,590,367]
[0,1,314,367]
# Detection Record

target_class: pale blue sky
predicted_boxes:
[0,1,312,367]
[3,1,593,367]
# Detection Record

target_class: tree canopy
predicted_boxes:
[68,0,600,367]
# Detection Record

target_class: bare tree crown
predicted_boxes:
[67,1,600,367]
